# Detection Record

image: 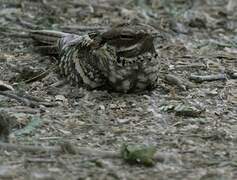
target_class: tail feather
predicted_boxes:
[29,30,69,45]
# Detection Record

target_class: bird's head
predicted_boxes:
[100,23,162,57]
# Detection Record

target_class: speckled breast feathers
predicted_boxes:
[30,23,161,92]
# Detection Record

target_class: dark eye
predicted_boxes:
[88,32,99,38]
[120,34,134,40]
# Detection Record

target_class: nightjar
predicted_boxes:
[30,23,161,93]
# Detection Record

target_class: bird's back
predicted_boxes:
[30,23,161,93]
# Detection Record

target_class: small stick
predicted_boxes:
[189,74,227,82]
[175,63,207,70]
[0,142,178,163]
[26,158,56,163]
[0,106,41,114]
[165,74,187,90]
[38,137,61,140]
[50,80,66,87]
[24,66,57,84]
[17,17,39,30]
[0,91,57,108]
[0,142,60,154]
[0,91,34,107]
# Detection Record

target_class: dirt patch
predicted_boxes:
[0,0,237,179]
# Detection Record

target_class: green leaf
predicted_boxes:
[121,144,157,166]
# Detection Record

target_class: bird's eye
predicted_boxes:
[120,34,134,40]
[88,32,99,39]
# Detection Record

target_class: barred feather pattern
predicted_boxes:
[105,51,159,92]
[57,34,108,89]
[59,39,158,92]
[30,25,161,92]
[56,33,160,92]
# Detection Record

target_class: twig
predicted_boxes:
[50,80,66,87]
[189,74,227,82]
[38,136,62,140]
[165,74,195,90]
[0,91,57,108]
[0,107,41,114]
[165,74,187,90]
[0,91,35,107]
[0,142,60,153]
[0,141,118,157]
[25,158,56,163]
[17,17,39,30]
[24,66,57,84]
[175,63,207,70]
[0,142,178,163]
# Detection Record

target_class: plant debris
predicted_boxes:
[0,0,236,179]
[121,144,157,166]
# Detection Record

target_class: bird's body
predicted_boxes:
[30,23,160,93]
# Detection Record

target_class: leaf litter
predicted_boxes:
[0,0,237,179]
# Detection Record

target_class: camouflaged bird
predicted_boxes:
[30,23,160,93]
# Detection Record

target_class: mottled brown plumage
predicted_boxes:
[30,23,161,93]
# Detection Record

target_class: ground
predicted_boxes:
[0,0,237,179]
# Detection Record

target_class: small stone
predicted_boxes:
[99,105,105,110]
[117,118,130,124]
[55,95,68,105]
